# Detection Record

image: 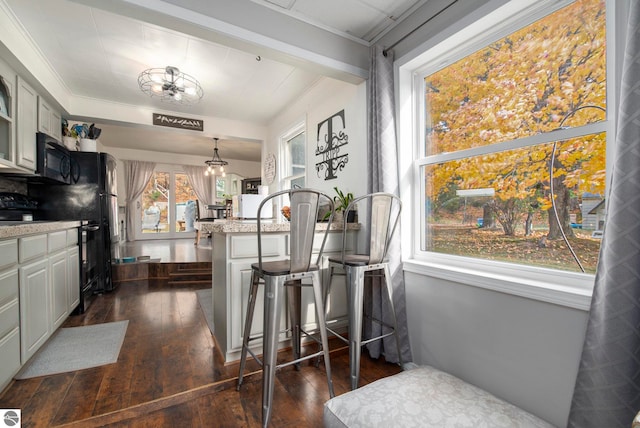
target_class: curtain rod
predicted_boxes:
[383,0,459,56]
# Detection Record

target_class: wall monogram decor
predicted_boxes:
[315,109,348,180]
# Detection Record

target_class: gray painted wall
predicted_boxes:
[405,271,589,427]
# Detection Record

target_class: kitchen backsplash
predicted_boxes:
[0,176,27,194]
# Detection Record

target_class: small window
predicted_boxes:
[281,122,306,190]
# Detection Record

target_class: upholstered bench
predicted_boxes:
[323,365,555,428]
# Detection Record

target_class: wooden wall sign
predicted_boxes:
[153,113,203,131]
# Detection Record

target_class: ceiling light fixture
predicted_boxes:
[138,66,204,104]
[204,138,229,176]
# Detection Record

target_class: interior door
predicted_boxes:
[134,168,197,240]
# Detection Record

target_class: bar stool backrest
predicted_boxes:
[343,192,401,264]
[257,188,334,274]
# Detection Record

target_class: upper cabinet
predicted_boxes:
[0,61,16,169]
[38,97,61,141]
[0,58,62,175]
[16,76,37,172]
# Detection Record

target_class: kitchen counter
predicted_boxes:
[0,221,82,239]
[197,219,360,234]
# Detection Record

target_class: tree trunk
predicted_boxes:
[482,203,496,229]
[525,212,533,236]
[547,176,575,239]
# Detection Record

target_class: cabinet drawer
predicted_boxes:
[0,299,18,338]
[19,234,47,263]
[0,240,18,269]
[48,230,67,253]
[66,228,78,246]
[230,234,284,259]
[0,269,18,307]
[0,327,21,392]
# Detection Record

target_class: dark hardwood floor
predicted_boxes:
[0,277,402,427]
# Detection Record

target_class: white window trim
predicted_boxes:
[279,120,306,190]
[396,0,624,309]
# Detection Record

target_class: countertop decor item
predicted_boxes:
[138,65,204,105]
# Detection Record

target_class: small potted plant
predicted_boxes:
[325,186,356,222]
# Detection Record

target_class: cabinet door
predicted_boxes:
[16,76,37,171]
[38,97,52,135]
[67,246,80,313]
[49,250,68,330]
[50,109,62,140]
[19,259,49,363]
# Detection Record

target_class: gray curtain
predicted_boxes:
[365,45,412,364]
[123,160,156,242]
[568,2,640,426]
[183,165,214,217]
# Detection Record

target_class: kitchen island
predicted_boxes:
[197,219,358,362]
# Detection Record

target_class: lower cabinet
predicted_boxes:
[0,227,80,389]
[49,250,68,330]
[19,258,49,364]
[67,246,80,312]
[0,266,20,392]
[214,229,354,362]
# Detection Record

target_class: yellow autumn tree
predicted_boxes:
[426,0,606,237]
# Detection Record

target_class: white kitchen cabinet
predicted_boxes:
[0,261,20,392]
[38,97,62,141]
[67,246,80,313]
[212,228,354,362]
[0,226,80,370]
[49,250,67,330]
[0,59,16,169]
[16,76,37,171]
[19,258,49,363]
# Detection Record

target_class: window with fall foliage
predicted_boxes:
[418,0,606,274]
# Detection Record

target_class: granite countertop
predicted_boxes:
[0,221,82,239]
[196,219,360,234]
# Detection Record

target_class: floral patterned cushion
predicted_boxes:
[323,365,555,428]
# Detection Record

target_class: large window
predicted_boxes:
[416,0,607,275]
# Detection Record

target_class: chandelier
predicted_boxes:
[138,66,204,104]
[205,138,228,176]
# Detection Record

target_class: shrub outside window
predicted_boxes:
[419,0,606,274]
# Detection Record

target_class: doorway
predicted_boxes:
[134,168,198,240]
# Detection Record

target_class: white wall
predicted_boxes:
[264,77,367,202]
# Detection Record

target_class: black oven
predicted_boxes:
[74,220,101,314]
[35,132,78,184]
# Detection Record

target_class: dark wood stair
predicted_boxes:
[168,267,212,286]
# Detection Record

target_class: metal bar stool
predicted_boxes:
[325,192,402,390]
[236,189,335,427]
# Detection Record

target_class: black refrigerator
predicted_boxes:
[29,152,119,293]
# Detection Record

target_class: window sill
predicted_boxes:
[402,257,594,311]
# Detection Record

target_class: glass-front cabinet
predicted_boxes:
[0,64,15,168]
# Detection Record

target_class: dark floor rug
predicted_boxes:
[15,320,129,379]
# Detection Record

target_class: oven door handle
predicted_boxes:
[82,225,100,232]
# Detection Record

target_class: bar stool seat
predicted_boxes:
[325,192,403,390]
[237,188,335,427]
